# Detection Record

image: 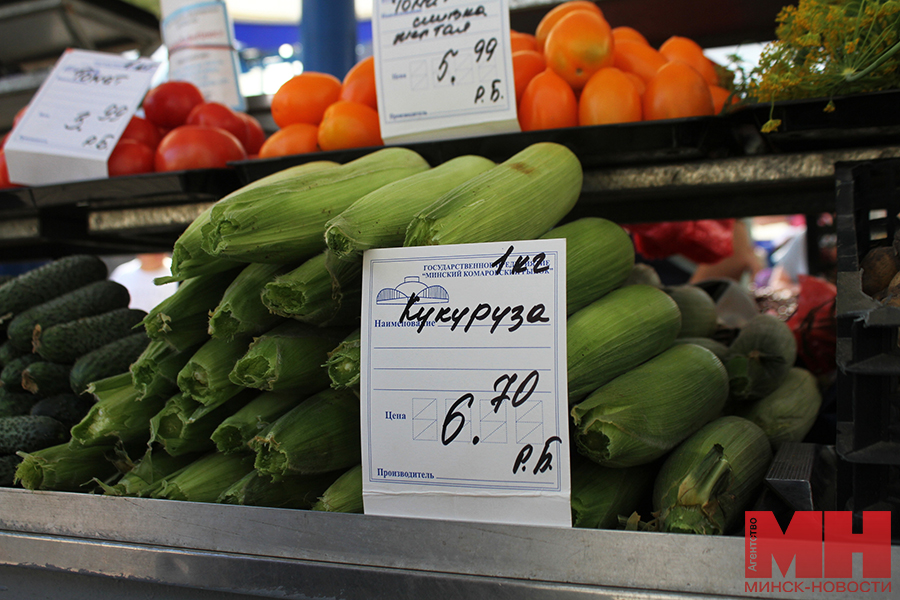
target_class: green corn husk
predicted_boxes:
[734,367,823,451]
[68,372,167,449]
[404,142,582,247]
[571,344,729,468]
[211,390,307,454]
[251,387,360,479]
[623,263,663,287]
[218,468,340,508]
[261,251,362,327]
[324,328,361,390]
[228,321,342,392]
[176,335,254,407]
[15,442,120,491]
[539,217,635,316]
[208,262,293,340]
[142,268,239,351]
[726,314,798,403]
[1,453,22,486]
[130,339,203,400]
[96,448,202,497]
[202,148,431,264]
[152,451,256,502]
[312,464,363,513]
[149,389,256,457]
[665,285,719,338]
[672,337,731,363]
[0,389,38,417]
[653,416,773,535]
[567,284,682,405]
[161,162,340,284]
[570,456,657,529]
[157,204,246,285]
[324,155,497,261]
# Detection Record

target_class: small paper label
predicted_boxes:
[371,0,520,144]
[360,239,570,528]
[4,49,160,186]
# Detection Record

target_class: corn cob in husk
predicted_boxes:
[149,389,256,457]
[325,155,496,261]
[176,335,253,408]
[228,321,342,392]
[572,343,729,467]
[15,442,120,491]
[539,217,635,316]
[570,456,657,529]
[142,268,239,351]
[152,451,256,502]
[404,142,582,247]
[567,284,681,405]
[1,453,21,486]
[202,148,430,264]
[734,367,822,451]
[324,328,360,391]
[96,448,202,497]
[211,390,307,454]
[665,284,718,338]
[207,262,293,340]
[251,387,360,479]
[312,464,363,513]
[218,468,340,509]
[130,339,204,400]
[260,251,362,327]
[725,313,797,403]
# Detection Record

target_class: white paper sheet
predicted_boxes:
[360,239,570,528]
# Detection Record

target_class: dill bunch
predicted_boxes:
[748,0,900,131]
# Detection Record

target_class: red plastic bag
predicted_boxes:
[627,219,735,264]
[786,274,837,378]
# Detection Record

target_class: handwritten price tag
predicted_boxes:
[371,0,520,144]
[360,239,571,528]
[4,49,160,186]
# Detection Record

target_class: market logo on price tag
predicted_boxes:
[360,239,570,528]
[371,0,520,144]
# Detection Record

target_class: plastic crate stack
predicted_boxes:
[834,158,900,541]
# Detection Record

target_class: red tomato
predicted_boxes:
[142,81,205,129]
[121,115,162,150]
[238,112,266,155]
[154,125,247,172]
[186,102,246,146]
[108,139,155,177]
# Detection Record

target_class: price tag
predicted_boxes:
[371,0,520,144]
[360,239,571,528]
[4,49,160,186]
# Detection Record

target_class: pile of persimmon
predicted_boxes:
[513,0,736,131]
[261,57,381,158]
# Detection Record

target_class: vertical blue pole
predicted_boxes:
[300,0,358,80]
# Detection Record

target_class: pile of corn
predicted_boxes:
[9,143,818,533]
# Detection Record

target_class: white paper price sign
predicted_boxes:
[360,239,571,528]
[4,49,160,186]
[371,0,520,144]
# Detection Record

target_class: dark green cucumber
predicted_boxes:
[6,280,131,352]
[0,354,42,392]
[0,255,108,329]
[21,362,72,397]
[69,332,151,395]
[30,393,95,428]
[0,340,26,368]
[0,415,69,454]
[0,390,37,417]
[34,308,147,363]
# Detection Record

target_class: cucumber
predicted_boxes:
[0,340,26,368]
[0,415,69,454]
[30,393,95,428]
[0,354,42,392]
[0,255,108,329]
[69,332,151,395]
[34,307,147,363]
[6,280,132,352]
[21,362,73,397]
[0,390,37,417]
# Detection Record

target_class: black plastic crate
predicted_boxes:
[836,460,900,541]
[834,158,900,465]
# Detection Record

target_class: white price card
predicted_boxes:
[4,49,160,186]
[371,0,520,144]
[360,239,571,528]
